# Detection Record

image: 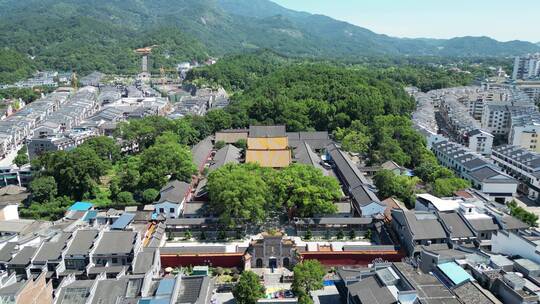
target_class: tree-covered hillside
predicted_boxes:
[0,49,35,83]
[0,0,538,83]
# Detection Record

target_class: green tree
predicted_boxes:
[292,260,325,304]
[374,169,420,208]
[365,229,373,241]
[116,191,136,207]
[29,176,57,203]
[273,164,340,217]
[304,228,312,240]
[349,229,356,239]
[214,141,226,150]
[115,157,142,193]
[340,130,370,154]
[34,146,110,200]
[431,178,470,197]
[185,230,192,239]
[81,136,121,163]
[508,200,539,227]
[142,188,159,203]
[336,229,344,240]
[205,109,233,133]
[19,196,72,221]
[139,141,196,190]
[14,145,29,167]
[233,271,265,304]
[234,139,247,150]
[207,164,270,227]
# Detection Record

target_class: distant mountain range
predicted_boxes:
[0,0,538,76]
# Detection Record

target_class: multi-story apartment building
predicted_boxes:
[491,145,540,201]
[431,139,518,202]
[513,54,540,80]
[508,112,540,153]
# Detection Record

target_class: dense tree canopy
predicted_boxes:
[232,271,265,304]
[29,176,57,204]
[138,136,196,190]
[14,145,29,167]
[0,49,35,83]
[432,178,470,197]
[292,260,325,304]
[207,163,341,226]
[81,136,121,163]
[374,170,420,208]
[32,146,111,200]
[207,164,271,227]
[274,164,340,218]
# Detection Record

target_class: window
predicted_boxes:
[112,258,118,264]
[159,208,164,213]
[170,208,175,213]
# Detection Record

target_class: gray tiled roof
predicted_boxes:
[93,231,136,255]
[176,275,212,304]
[191,136,213,168]
[249,125,286,138]
[209,144,241,171]
[326,143,369,189]
[133,248,156,275]
[90,278,128,304]
[500,216,528,230]
[0,242,16,262]
[393,210,447,240]
[350,185,382,208]
[66,229,99,256]
[160,246,227,254]
[347,276,395,304]
[33,241,66,263]
[466,217,499,232]
[462,158,490,171]
[7,246,37,265]
[438,212,475,238]
[158,180,190,205]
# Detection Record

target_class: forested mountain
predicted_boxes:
[0,0,538,81]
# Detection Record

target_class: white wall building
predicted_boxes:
[492,145,540,201]
[431,139,518,202]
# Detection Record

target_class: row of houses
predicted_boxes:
[0,200,212,304]
[0,91,71,158]
[431,138,518,201]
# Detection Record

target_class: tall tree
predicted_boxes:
[14,145,29,167]
[81,136,121,163]
[292,260,325,304]
[374,169,420,208]
[29,176,57,203]
[273,164,340,217]
[207,164,270,227]
[232,271,265,304]
[139,141,196,190]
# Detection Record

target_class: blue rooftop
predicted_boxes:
[82,210,98,221]
[69,202,93,211]
[156,278,176,296]
[111,213,135,230]
[437,262,473,285]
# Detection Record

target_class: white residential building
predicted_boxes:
[431,139,518,202]
[491,145,540,201]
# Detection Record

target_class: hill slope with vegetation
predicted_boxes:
[0,0,538,82]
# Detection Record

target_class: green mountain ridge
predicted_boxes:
[0,0,538,81]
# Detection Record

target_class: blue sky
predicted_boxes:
[271,0,540,42]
